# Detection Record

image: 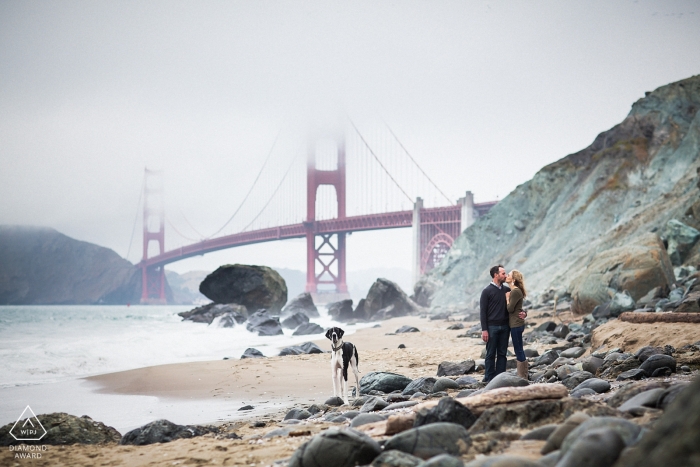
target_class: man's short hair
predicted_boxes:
[490,265,504,278]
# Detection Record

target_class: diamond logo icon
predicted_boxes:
[9,406,47,441]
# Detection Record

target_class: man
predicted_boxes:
[480,265,510,383]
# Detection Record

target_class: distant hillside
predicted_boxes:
[0,226,160,305]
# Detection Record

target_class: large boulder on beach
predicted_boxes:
[570,233,675,314]
[383,422,471,460]
[199,264,287,314]
[281,312,309,329]
[281,292,320,318]
[293,322,325,335]
[361,278,421,320]
[327,299,355,322]
[360,372,413,394]
[414,397,477,430]
[0,413,121,446]
[245,310,283,336]
[120,419,217,445]
[178,303,247,325]
[288,427,381,467]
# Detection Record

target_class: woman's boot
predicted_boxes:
[517,360,529,380]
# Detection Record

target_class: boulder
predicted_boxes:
[281,312,309,329]
[360,397,390,413]
[534,350,559,367]
[288,428,381,467]
[541,412,590,454]
[663,219,700,266]
[0,412,120,446]
[432,378,460,393]
[581,356,604,374]
[521,424,559,441]
[559,417,641,455]
[555,427,625,467]
[633,346,667,362]
[605,381,669,408]
[535,321,557,332]
[437,361,476,377]
[279,346,305,356]
[293,323,325,335]
[639,354,677,376]
[383,423,471,460]
[178,303,248,325]
[414,397,477,430]
[562,371,594,390]
[324,397,344,407]
[245,310,283,336]
[553,324,569,339]
[363,278,421,320]
[616,369,646,381]
[199,264,287,314]
[284,408,312,421]
[560,347,586,359]
[484,373,529,391]
[120,420,216,445]
[417,454,465,467]
[403,377,437,396]
[570,233,675,314]
[396,325,420,333]
[241,347,264,359]
[327,299,355,322]
[299,342,324,354]
[570,388,598,398]
[455,376,479,386]
[656,382,691,410]
[617,388,665,412]
[350,413,386,428]
[281,292,319,318]
[571,378,610,394]
[371,450,423,467]
[361,372,413,394]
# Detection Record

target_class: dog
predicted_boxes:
[325,327,360,405]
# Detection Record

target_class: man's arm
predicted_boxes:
[480,288,489,342]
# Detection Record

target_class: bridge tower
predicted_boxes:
[305,137,349,301]
[140,168,167,304]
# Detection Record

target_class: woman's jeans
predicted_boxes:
[510,325,526,362]
[483,324,510,383]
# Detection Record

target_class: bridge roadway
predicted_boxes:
[138,203,494,269]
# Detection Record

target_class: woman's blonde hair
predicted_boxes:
[511,270,527,297]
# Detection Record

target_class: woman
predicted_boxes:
[506,270,528,379]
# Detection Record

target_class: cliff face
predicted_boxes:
[0,226,151,304]
[418,75,700,310]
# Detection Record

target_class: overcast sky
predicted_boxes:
[1,1,699,276]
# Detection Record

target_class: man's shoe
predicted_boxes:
[517,360,529,380]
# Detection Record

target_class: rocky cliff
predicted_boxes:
[417,75,700,312]
[0,225,156,304]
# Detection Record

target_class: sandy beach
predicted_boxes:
[3,312,700,466]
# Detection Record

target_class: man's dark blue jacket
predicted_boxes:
[480,283,509,331]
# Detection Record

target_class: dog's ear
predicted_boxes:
[325,328,332,340]
[337,328,344,339]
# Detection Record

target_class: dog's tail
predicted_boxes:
[354,346,360,372]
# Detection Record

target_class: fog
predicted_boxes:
[1,1,699,275]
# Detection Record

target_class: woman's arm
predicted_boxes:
[507,288,523,313]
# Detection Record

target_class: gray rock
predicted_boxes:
[456,389,477,398]
[551,357,576,368]
[285,408,312,420]
[639,354,676,376]
[663,219,700,265]
[293,323,325,335]
[524,348,539,358]
[179,302,248,325]
[371,450,423,467]
[651,367,672,377]
[570,388,598,398]
[556,365,578,381]
[484,373,529,390]
[403,377,437,396]
[0,412,120,446]
[416,454,464,467]
[534,350,559,367]
[281,292,320,318]
[361,397,390,413]
[120,419,216,446]
[455,376,479,386]
[299,342,324,354]
[199,264,287,314]
[605,381,669,408]
[520,424,558,441]
[327,299,355,322]
[556,427,625,467]
[616,369,646,381]
[241,347,264,359]
[245,310,283,336]
[437,361,476,377]
[535,321,557,332]
[363,278,421,320]
[572,378,610,394]
[560,417,642,455]
[432,378,460,393]
[414,397,477,430]
[581,356,604,374]
[384,401,420,411]
[281,311,309,329]
[633,346,667,362]
[397,325,420,333]
[446,323,465,330]
[553,324,569,339]
[618,388,665,412]
[541,412,590,454]
[560,347,586,359]
[279,346,305,356]
[562,371,594,390]
[538,450,562,467]
[288,428,382,467]
[383,422,471,460]
[350,413,386,427]
[324,396,344,406]
[307,404,327,415]
[656,382,691,410]
[361,372,413,394]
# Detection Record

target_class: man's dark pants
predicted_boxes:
[483,324,510,383]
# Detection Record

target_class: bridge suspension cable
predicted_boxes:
[125,176,144,262]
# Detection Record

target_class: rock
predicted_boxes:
[245,310,283,336]
[285,408,312,420]
[570,233,675,314]
[403,377,437,396]
[432,378,460,393]
[414,397,477,430]
[327,299,355,322]
[363,278,421,320]
[120,420,216,445]
[651,367,672,377]
[572,378,611,394]
[536,321,557,332]
[324,396,344,407]
[616,369,647,381]
[553,324,569,339]
[416,454,464,467]
[361,372,413,395]
[605,381,669,408]
[663,219,700,266]
[570,388,598,398]
[677,291,700,312]
[559,417,642,454]
[288,428,381,467]
[384,401,420,411]
[556,365,577,381]
[279,346,305,356]
[293,323,325,335]
[538,451,562,467]
[560,347,586,359]
[199,264,287,314]
[524,349,539,358]
[484,373,529,390]
[541,412,590,454]
[299,342,324,354]
[350,413,386,427]
[618,388,665,412]
[562,371,594,390]
[383,422,471,460]
[446,323,464,330]
[307,404,327,414]
[281,292,320,318]
[397,325,420,333]
[656,382,691,410]
[634,346,667,362]
[455,376,479,386]
[534,350,559,367]
[281,312,309,329]
[371,450,423,467]
[555,427,625,467]
[552,357,576,368]
[241,347,264,359]
[437,361,476,377]
[520,424,558,441]
[462,455,541,466]
[581,356,604,374]
[0,412,120,446]
[179,303,248,325]
[361,397,390,413]
[639,354,677,375]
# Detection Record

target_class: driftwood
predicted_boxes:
[414,384,569,415]
[619,312,700,323]
[354,413,416,437]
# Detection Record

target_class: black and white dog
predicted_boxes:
[325,327,360,405]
